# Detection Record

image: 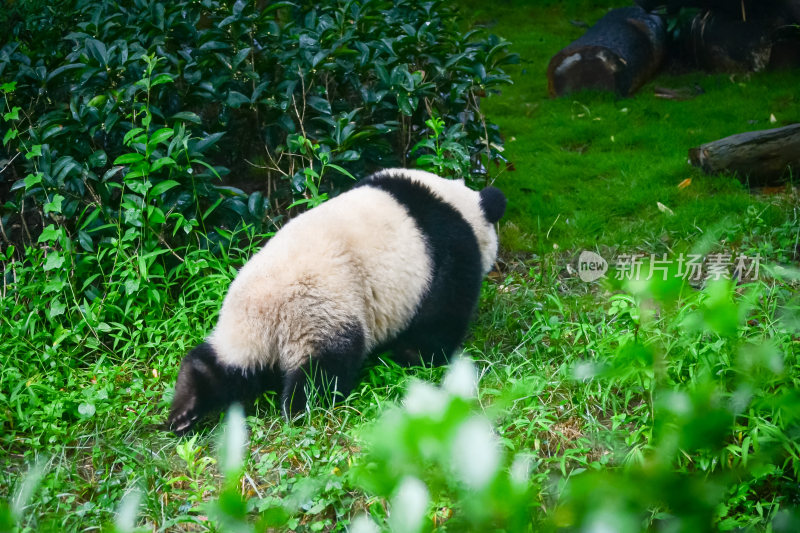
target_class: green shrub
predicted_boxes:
[341,269,800,532]
[0,2,514,443]
[352,358,539,532]
[549,268,800,531]
[1,0,515,254]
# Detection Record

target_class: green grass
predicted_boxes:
[2,1,800,531]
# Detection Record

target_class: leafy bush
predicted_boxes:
[352,359,539,532]
[344,269,800,532]
[1,0,515,253]
[549,269,800,531]
[0,0,514,437]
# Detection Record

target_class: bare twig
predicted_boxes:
[243,471,263,499]
[18,200,33,245]
[400,114,410,167]
[0,151,21,175]
[154,231,185,263]
[81,177,103,207]
[0,214,9,244]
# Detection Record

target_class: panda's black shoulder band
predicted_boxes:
[356,172,480,267]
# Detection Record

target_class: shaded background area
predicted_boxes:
[459,0,799,260]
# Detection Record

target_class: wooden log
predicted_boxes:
[687,12,775,71]
[770,24,800,69]
[688,124,800,185]
[634,0,759,17]
[666,2,800,72]
[547,7,666,97]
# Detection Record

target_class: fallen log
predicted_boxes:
[686,11,790,71]
[688,123,800,185]
[547,7,666,97]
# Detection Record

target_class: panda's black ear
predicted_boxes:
[479,186,506,224]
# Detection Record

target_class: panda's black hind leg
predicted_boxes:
[389,313,470,368]
[281,323,366,419]
[388,276,479,368]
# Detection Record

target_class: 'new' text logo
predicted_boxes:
[578,251,607,282]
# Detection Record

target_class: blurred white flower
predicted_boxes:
[451,416,500,489]
[349,514,380,533]
[443,357,478,399]
[404,380,447,417]
[220,403,248,476]
[572,361,599,381]
[389,476,430,533]
[114,488,142,533]
[510,454,533,486]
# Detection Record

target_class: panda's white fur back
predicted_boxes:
[209,185,432,371]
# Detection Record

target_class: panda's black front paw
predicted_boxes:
[166,408,199,435]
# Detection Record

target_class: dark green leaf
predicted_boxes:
[170,112,202,125]
[248,191,265,218]
[150,179,180,196]
[88,151,107,168]
[85,38,109,66]
[226,91,251,108]
[46,63,83,82]
[307,96,331,115]
[199,41,230,52]
[78,230,94,252]
[114,153,145,165]
[190,132,226,154]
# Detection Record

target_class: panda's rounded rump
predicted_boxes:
[211,185,433,370]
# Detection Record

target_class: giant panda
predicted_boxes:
[166,169,506,434]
